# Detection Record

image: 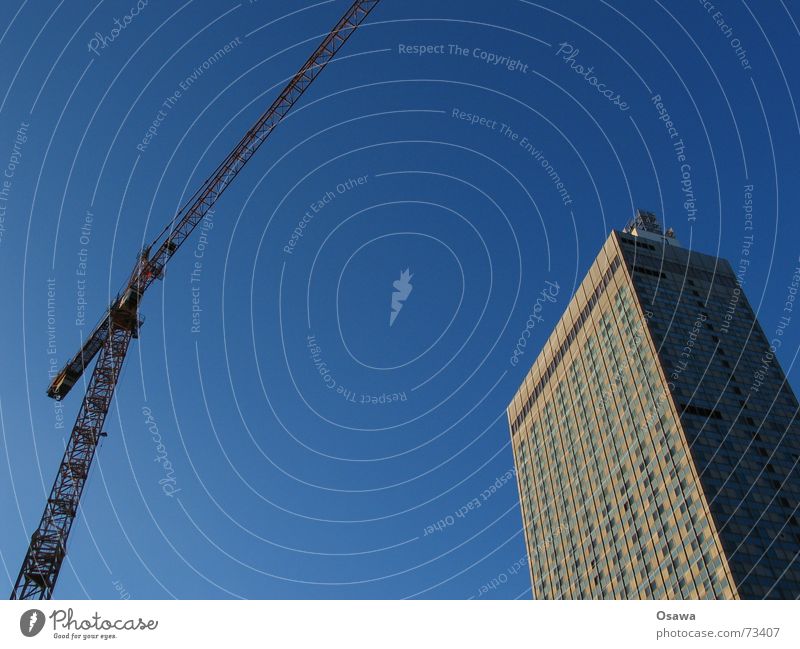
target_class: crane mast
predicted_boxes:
[12,0,381,600]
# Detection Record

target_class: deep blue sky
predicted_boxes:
[1,0,799,599]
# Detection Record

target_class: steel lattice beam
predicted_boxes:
[46,0,381,402]
[12,0,382,600]
[12,320,134,599]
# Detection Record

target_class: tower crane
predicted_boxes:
[11,0,382,600]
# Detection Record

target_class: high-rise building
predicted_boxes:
[507,211,800,599]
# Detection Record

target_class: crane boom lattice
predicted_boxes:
[12,0,381,600]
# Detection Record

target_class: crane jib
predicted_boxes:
[44,0,381,403]
[18,0,382,601]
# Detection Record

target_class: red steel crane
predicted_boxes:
[12,0,382,600]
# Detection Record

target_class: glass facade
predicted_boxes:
[509,229,800,599]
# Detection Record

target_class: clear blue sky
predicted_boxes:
[1,0,799,599]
